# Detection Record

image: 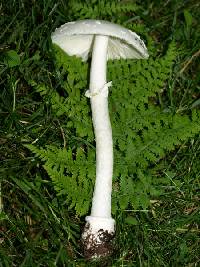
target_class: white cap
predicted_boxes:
[51,19,149,61]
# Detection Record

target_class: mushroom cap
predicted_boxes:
[51,19,148,61]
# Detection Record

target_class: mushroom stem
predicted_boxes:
[90,35,113,218]
[82,35,115,259]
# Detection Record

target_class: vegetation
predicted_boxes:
[1,0,199,266]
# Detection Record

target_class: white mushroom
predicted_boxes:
[51,19,148,259]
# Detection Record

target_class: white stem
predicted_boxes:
[89,35,113,218]
[82,35,115,258]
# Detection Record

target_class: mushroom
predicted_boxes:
[51,19,148,259]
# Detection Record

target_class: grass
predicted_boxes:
[0,0,200,266]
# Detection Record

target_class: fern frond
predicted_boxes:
[68,0,139,20]
[28,41,200,215]
[26,144,95,216]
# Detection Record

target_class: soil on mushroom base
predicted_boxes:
[82,223,115,261]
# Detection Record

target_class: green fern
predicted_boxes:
[68,0,139,20]
[28,41,200,216]
[25,144,95,216]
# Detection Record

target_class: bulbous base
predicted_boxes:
[82,216,115,259]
